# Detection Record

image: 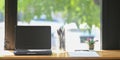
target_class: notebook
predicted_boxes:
[14,26,52,55]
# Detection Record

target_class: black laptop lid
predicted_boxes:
[15,26,51,49]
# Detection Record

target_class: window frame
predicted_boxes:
[5,0,17,50]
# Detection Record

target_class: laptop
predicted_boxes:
[14,26,52,55]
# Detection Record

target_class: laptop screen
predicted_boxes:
[15,26,51,49]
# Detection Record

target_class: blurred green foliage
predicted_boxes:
[0,0,4,13]
[18,0,101,32]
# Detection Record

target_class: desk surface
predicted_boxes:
[0,50,120,60]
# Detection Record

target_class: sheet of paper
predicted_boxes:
[68,51,100,57]
[0,50,14,57]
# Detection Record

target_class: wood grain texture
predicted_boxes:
[0,50,120,60]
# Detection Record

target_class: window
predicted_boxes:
[4,0,120,50]
[0,0,4,50]
[17,0,102,51]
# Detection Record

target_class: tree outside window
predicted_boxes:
[18,0,101,51]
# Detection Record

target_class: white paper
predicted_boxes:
[0,50,13,57]
[68,51,100,57]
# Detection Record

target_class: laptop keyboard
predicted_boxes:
[14,49,52,55]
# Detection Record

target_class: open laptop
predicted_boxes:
[14,26,52,55]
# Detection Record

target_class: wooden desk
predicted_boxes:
[0,50,120,60]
